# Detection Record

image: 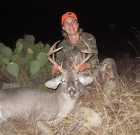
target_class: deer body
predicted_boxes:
[0,70,93,134]
[0,41,94,134]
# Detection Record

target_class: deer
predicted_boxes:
[0,41,94,134]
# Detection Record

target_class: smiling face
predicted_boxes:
[62,16,79,36]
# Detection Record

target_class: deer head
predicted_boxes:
[45,41,94,100]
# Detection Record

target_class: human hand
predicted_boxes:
[51,65,59,74]
[76,63,91,72]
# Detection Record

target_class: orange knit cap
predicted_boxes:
[61,12,78,25]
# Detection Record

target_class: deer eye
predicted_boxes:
[61,78,66,83]
[75,78,79,82]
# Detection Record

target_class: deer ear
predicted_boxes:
[78,75,93,86]
[45,75,62,89]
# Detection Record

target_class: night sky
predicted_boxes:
[0,0,140,57]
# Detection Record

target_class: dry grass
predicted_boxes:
[0,80,139,135]
[0,57,139,135]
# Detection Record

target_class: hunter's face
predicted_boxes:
[62,17,79,35]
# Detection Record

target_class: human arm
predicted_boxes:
[51,33,99,73]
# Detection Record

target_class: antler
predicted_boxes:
[80,37,93,52]
[74,38,94,72]
[46,40,63,72]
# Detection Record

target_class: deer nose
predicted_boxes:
[68,88,76,99]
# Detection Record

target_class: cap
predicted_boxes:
[61,12,78,25]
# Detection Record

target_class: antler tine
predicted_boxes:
[46,40,63,72]
[80,37,92,52]
[79,52,93,66]
[47,40,62,56]
[74,52,93,72]
[74,38,94,72]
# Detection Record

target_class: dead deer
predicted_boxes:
[0,41,94,134]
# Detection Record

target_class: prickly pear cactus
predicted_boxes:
[14,40,23,54]
[24,35,35,45]
[3,58,9,64]
[44,43,50,53]
[7,62,19,77]
[37,52,47,67]
[11,54,20,62]
[30,60,41,75]
[1,47,13,59]
[0,54,5,65]
[0,34,53,87]
[0,42,5,50]
[35,42,44,50]
[25,48,34,60]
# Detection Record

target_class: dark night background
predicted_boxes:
[0,0,140,58]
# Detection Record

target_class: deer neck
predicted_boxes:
[56,92,77,118]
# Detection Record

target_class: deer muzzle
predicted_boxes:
[68,87,77,100]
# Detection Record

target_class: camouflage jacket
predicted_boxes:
[55,32,99,72]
